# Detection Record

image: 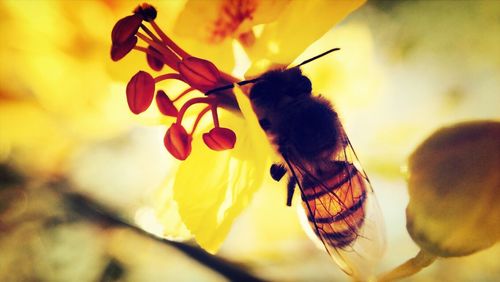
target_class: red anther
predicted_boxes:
[156,90,178,117]
[126,71,155,114]
[202,127,237,151]
[111,36,138,61]
[146,45,164,71]
[133,3,157,22]
[178,57,221,91]
[164,123,192,160]
[111,14,142,44]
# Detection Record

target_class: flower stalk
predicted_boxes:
[377,249,437,281]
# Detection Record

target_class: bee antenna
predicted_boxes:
[205,77,260,95]
[296,47,341,68]
[206,48,339,95]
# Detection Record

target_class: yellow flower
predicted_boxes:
[110,0,366,253]
[174,0,366,75]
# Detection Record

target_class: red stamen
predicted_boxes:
[146,45,164,71]
[190,106,211,135]
[133,46,160,60]
[126,71,155,114]
[173,87,195,102]
[111,36,138,61]
[177,97,215,123]
[211,104,220,128]
[150,20,191,59]
[111,14,142,44]
[137,32,180,71]
[178,57,221,91]
[164,123,192,160]
[156,90,178,117]
[133,3,157,22]
[111,4,244,160]
[140,24,162,44]
[202,127,237,151]
[154,73,183,83]
[132,45,165,70]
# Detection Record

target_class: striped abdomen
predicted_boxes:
[301,162,367,248]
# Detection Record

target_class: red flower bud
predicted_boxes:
[164,123,192,160]
[146,45,164,71]
[178,57,220,91]
[133,3,157,22]
[111,35,138,61]
[202,127,236,151]
[156,90,178,117]
[111,14,142,44]
[126,71,155,114]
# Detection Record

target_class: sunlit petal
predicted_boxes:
[172,87,272,252]
[152,177,193,241]
[245,0,366,76]
[174,0,290,44]
[173,0,292,73]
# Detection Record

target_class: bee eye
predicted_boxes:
[259,118,271,131]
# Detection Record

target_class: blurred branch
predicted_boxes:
[62,192,267,282]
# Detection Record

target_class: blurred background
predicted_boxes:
[1,0,499,281]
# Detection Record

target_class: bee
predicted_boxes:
[208,49,385,279]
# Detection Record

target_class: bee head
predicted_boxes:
[249,67,312,109]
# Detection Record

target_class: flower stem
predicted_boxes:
[377,249,437,282]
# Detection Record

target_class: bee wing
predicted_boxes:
[283,133,386,280]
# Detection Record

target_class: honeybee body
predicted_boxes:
[197,48,386,278]
[301,161,368,248]
[249,67,368,249]
[250,68,342,160]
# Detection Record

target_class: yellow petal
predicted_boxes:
[172,87,272,252]
[174,0,290,44]
[151,177,193,241]
[232,85,274,160]
[173,0,292,73]
[246,0,366,76]
[173,0,235,72]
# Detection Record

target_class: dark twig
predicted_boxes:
[63,192,267,282]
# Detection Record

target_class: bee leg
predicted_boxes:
[270,163,287,182]
[286,177,296,206]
